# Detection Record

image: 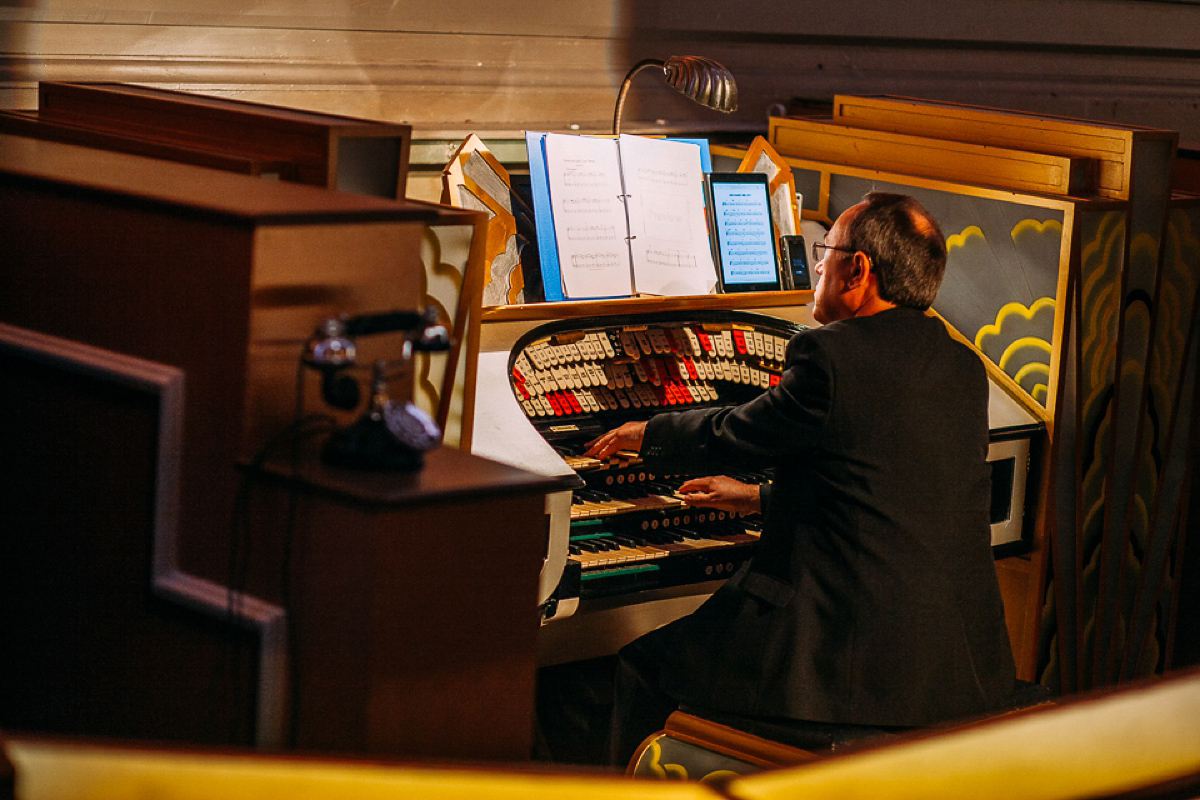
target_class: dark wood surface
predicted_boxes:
[2,131,538,761]
[244,445,564,760]
[0,109,290,177]
[37,81,413,198]
[0,133,453,225]
[0,346,261,747]
[251,440,575,507]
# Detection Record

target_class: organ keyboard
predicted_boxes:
[467,298,1041,666]
[504,309,805,617]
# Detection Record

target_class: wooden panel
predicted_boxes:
[0,109,288,176]
[0,330,262,747]
[0,132,440,223]
[245,222,427,452]
[480,292,814,325]
[996,558,1037,681]
[769,115,1095,197]
[246,444,571,761]
[3,734,717,800]
[723,670,1200,800]
[1,134,485,751]
[37,82,412,198]
[6,0,1200,146]
[830,95,1178,199]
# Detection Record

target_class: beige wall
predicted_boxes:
[3,0,1198,191]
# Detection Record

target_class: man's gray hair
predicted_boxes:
[845,192,947,310]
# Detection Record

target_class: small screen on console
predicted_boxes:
[704,172,781,293]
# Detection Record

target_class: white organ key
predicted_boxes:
[588,362,606,387]
[568,364,585,388]
[742,330,756,356]
[525,342,545,370]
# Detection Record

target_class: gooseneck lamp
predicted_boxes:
[612,55,738,135]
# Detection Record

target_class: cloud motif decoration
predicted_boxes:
[942,216,1061,407]
[975,297,1056,404]
[946,224,987,251]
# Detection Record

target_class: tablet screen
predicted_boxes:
[705,173,780,293]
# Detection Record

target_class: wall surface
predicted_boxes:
[2,0,1199,154]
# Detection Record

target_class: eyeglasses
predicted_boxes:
[811,242,858,263]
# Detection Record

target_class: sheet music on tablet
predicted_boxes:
[534,132,717,299]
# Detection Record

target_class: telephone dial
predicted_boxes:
[301,308,451,471]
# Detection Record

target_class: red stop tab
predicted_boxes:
[733,330,747,354]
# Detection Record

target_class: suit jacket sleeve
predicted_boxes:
[640,331,833,474]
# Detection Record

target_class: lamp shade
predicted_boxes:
[613,55,738,135]
[663,55,738,115]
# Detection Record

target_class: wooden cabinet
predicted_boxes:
[2,132,565,762]
[244,445,570,761]
[6,81,412,198]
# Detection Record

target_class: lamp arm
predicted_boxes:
[612,58,665,136]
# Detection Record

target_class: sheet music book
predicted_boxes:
[526,132,717,300]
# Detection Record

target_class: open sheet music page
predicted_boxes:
[617,134,717,297]
[543,133,633,298]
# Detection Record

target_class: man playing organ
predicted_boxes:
[585,192,1018,766]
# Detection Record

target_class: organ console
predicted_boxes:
[468,296,1043,666]
[511,309,804,614]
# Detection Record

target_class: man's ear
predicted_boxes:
[845,251,873,288]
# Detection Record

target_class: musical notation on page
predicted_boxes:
[538,132,717,300]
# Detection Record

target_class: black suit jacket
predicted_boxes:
[637,307,1016,727]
